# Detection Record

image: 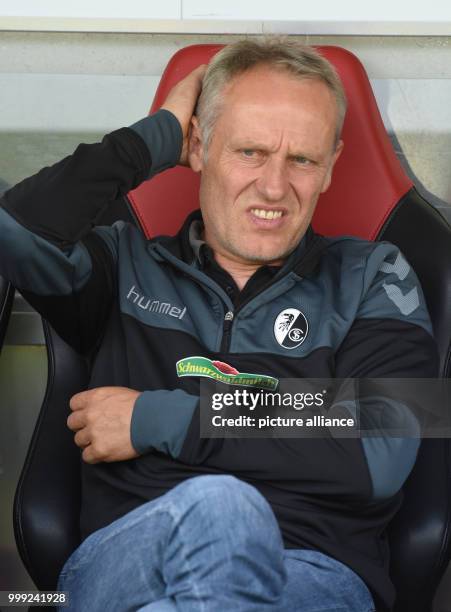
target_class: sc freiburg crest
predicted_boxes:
[274,308,308,349]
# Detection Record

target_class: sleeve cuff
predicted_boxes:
[131,389,198,457]
[129,109,183,178]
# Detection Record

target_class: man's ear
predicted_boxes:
[188,116,204,173]
[320,140,344,194]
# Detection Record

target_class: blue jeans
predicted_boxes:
[57,475,376,612]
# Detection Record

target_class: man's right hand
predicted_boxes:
[161,64,207,166]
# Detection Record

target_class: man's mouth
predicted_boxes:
[250,208,284,220]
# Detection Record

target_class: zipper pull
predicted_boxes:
[221,310,234,352]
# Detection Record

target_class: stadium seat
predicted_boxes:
[13,44,451,612]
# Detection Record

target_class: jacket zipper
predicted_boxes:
[220,310,234,352]
[217,233,325,352]
[154,235,322,354]
[219,273,302,353]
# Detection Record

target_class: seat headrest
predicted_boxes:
[128,44,412,240]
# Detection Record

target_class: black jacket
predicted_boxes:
[0,110,438,611]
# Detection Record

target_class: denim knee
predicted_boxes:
[173,474,282,544]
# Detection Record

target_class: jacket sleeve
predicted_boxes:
[0,110,182,353]
[131,244,438,503]
[332,243,439,499]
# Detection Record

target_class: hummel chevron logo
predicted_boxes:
[382,283,420,316]
[379,251,410,281]
[379,251,420,315]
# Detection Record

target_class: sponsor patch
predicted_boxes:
[274,308,308,349]
[176,356,279,390]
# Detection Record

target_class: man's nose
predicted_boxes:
[255,158,289,202]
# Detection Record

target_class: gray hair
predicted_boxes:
[196,37,347,153]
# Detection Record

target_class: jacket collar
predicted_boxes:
[154,208,326,279]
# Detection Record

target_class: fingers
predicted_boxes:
[187,63,208,94]
[69,390,90,411]
[67,386,140,464]
[69,386,117,411]
[67,410,86,431]
[160,64,208,137]
[191,63,208,77]
[175,64,208,98]
[74,428,90,449]
[82,445,99,465]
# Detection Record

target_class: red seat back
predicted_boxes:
[127,44,412,241]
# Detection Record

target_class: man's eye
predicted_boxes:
[293,156,311,165]
[242,149,256,157]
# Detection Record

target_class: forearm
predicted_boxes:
[0,110,182,351]
[0,110,181,249]
[134,387,424,505]
[131,389,365,489]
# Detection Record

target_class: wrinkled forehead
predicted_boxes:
[221,64,336,106]
[213,67,339,151]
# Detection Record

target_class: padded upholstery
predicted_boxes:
[380,189,451,611]
[14,324,87,591]
[14,44,451,612]
[379,189,451,377]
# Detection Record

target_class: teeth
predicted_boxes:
[251,209,283,220]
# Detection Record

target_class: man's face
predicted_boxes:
[189,65,343,266]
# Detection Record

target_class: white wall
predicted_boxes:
[1,32,450,215]
[2,0,451,34]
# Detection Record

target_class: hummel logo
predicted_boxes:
[382,283,419,316]
[126,285,187,320]
[379,251,410,281]
[379,252,420,316]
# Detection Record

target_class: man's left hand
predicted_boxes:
[67,386,141,464]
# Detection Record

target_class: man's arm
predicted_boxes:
[80,245,437,503]
[0,114,171,353]
[0,66,206,353]
[332,243,438,499]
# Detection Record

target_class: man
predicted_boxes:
[0,39,437,611]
